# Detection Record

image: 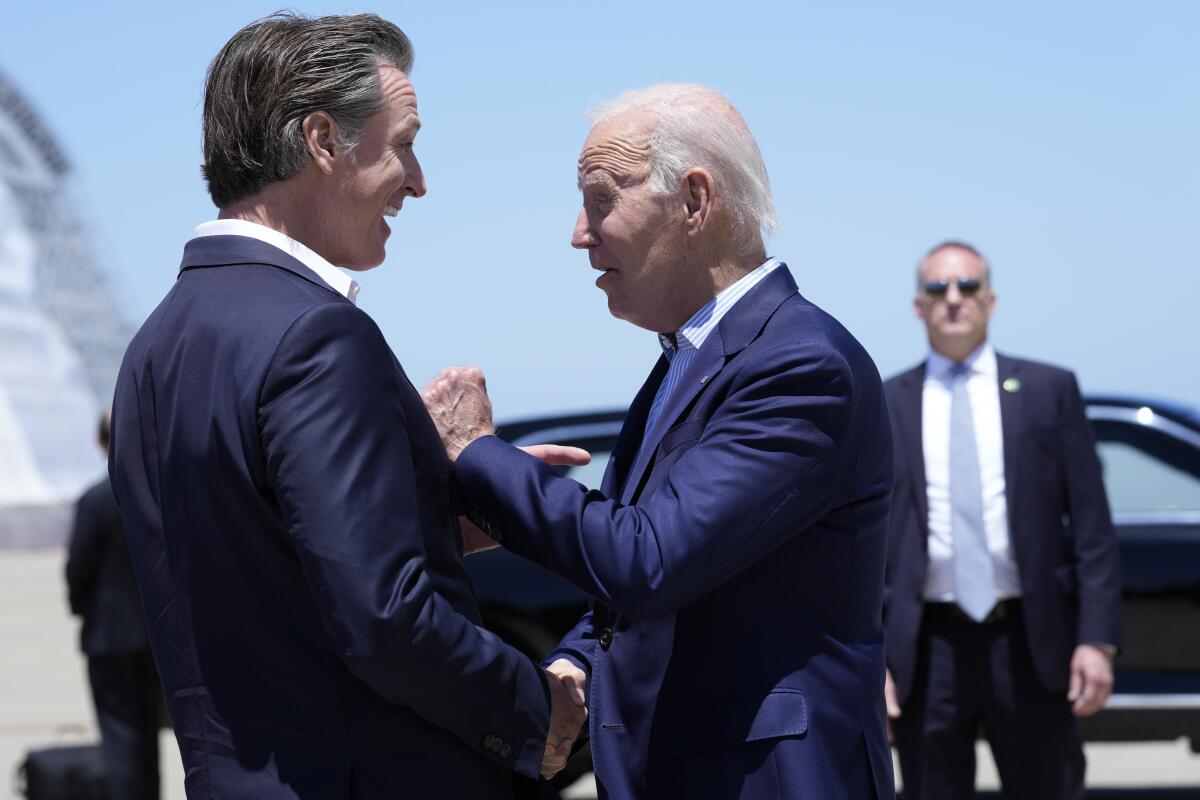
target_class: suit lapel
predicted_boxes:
[618,266,800,505]
[620,329,729,505]
[604,357,668,499]
[996,353,1023,530]
[895,365,930,543]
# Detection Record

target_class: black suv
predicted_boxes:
[465,396,1200,758]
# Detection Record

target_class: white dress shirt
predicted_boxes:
[193,219,360,304]
[922,342,1022,601]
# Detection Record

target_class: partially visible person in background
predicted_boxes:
[882,241,1122,799]
[66,408,160,800]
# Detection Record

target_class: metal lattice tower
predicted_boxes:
[0,70,132,546]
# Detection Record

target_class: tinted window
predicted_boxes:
[1097,439,1200,513]
[564,451,613,490]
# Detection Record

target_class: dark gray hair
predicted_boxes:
[588,84,777,256]
[202,12,413,208]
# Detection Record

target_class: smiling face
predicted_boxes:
[321,64,426,270]
[914,245,996,361]
[570,114,693,333]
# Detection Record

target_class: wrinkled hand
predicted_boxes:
[542,659,588,779]
[1068,643,1114,717]
[883,668,901,742]
[420,367,494,462]
[458,516,499,556]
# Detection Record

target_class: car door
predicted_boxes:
[1083,401,1200,749]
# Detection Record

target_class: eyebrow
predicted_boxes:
[396,115,421,139]
[578,172,617,191]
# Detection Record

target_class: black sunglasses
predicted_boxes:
[923,278,982,298]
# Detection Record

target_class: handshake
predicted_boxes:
[542,658,589,779]
[421,367,592,780]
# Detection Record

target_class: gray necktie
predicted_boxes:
[950,363,995,621]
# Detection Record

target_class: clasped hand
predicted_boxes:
[542,658,588,779]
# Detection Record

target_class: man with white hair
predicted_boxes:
[423,84,895,799]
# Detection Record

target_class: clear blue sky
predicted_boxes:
[4,1,1197,421]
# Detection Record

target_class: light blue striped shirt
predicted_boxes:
[643,257,784,438]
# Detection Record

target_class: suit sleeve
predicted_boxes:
[542,608,595,677]
[540,608,595,748]
[1058,372,1122,649]
[258,303,550,778]
[456,341,859,620]
[65,488,103,617]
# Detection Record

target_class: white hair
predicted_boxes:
[587,83,778,252]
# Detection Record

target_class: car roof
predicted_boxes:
[1088,395,1200,435]
[495,409,626,444]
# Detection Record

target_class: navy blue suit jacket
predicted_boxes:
[882,354,1122,704]
[109,236,551,798]
[457,267,895,799]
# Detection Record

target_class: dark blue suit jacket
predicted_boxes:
[66,476,152,657]
[109,235,551,799]
[456,267,895,799]
[882,354,1122,704]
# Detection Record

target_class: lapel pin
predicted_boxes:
[699,375,709,385]
[1003,377,1021,393]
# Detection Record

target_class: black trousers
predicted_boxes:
[893,604,1085,800]
[87,651,162,800]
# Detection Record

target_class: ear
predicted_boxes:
[302,111,339,174]
[985,290,997,317]
[913,295,926,321]
[682,168,715,235]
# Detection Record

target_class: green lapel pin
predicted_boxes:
[1003,377,1021,393]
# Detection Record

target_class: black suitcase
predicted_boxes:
[14,743,107,799]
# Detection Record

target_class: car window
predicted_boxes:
[565,451,613,491]
[1097,439,1200,513]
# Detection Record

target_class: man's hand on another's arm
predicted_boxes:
[519,444,591,468]
[420,366,495,462]
[541,660,588,779]
[1068,643,1115,717]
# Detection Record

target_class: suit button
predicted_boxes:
[598,627,613,650]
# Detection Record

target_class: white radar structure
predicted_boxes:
[0,71,131,548]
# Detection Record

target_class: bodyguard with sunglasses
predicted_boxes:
[881,241,1121,799]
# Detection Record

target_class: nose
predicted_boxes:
[571,207,596,249]
[406,152,427,199]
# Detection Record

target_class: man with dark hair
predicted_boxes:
[108,13,583,798]
[882,241,1121,798]
[67,409,161,800]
